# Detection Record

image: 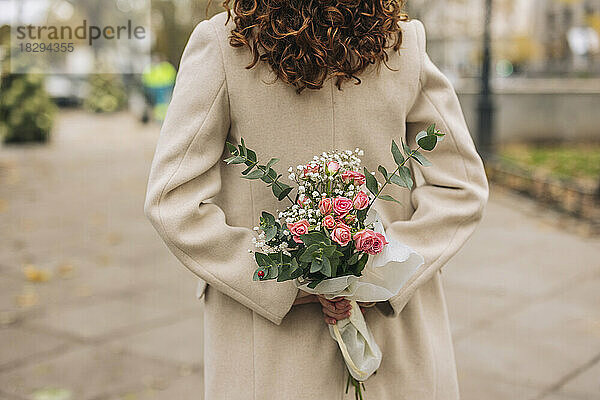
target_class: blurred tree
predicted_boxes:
[84,74,128,113]
[0,73,57,143]
[152,0,223,68]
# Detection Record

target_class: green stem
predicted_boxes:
[346,373,365,400]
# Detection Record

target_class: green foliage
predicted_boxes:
[500,144,600,181]
[0,74,57,144]
[84,74,128,113]
[224,139,293,202]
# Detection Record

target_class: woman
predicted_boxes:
[144,0,488,398]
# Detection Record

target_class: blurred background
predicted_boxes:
[0,0,599,399]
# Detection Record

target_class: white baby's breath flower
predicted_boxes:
[253,226,259,231]
[288,167,293,172]
[358,150,364,156]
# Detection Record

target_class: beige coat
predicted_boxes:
[145,11,488,400]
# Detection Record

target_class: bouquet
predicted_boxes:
[224,125,444,399]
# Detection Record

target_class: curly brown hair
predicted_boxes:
[222,0,408,93]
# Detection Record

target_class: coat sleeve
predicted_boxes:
[144,19,298,325]
[386,20,489,316]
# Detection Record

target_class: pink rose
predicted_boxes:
[353,230,375,253]
[331,222,352,246]
[353,229,388,255]
[370,232,389,255]
[287,219,310,243]
[303,164,320,176]
[332,196,353,217]
[319,198,333,215]
[327,161,340,173]
[352,191,369,210]
[322,214,336,230]
[342,170,366,186]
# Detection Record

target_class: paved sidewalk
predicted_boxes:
[0,111,599,400]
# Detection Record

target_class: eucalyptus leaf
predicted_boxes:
[391,140,405,166]
[321,257,332,277]
[265,226,277,242]
[266,158,279,169]
[277,265,292,282]
[379,194,402,204]
[364,167,379,196]
[418,135,437,151]
[242,169,264,180]
[255,252,273,267]
[310,259,323,273]
[302,231,331,246]
[378,165,389,180]
[391,166,413,189]
[261,211,276,224]
[226,142,237,154]
[416,130,428,143]
[241,164,255,175]
[401,139,412,157]
[246,148,257,163]
[347,252,360,265]
[300,244,321,262]
[411,150,432,166]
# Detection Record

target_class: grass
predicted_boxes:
[499,144,600,183]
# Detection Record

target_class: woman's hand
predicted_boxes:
[319,298,378,324]
[318,296,352,325]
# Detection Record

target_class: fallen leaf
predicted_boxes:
[23,264,51,282]
[57,263,75,279]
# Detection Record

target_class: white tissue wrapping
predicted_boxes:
[295,209,424,381]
